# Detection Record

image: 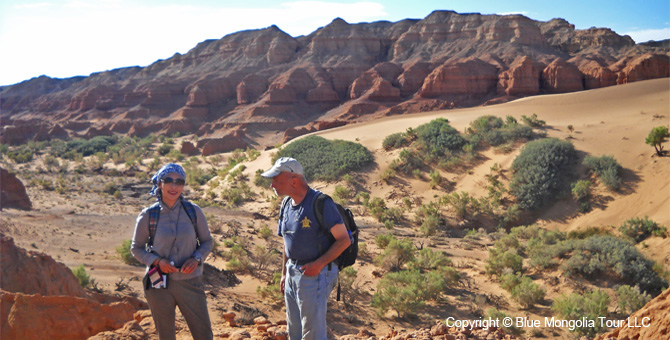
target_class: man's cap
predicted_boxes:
[261,157,304,178]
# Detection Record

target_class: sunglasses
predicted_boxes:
[161,178,186,186]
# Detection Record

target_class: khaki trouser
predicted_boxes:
[144,276,213,340]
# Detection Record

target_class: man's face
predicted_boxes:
[270,172,293,196]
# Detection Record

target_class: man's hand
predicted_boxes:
[300,262,324,277]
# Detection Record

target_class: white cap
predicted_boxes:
[261,157,304,178]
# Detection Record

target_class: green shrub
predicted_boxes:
[375,233,395,249]
[583,155,622,190]
[508,274,546,309]
[420,214,440,236]
[382,132,410,151]
[645,125,669,156]
[520,113,546,128]
[6,147,34,163]
[254,169,272,188]
[619,216,667,242]
[560,235,667,295]
[410,248,452,271]
[277,136,373,182]
[571,180,592,201]
[375,237,415,271]
[509,138,578,210]
[486,309,524,336]
[415,118,466,157]
[552,290,610,337]
[442,191,473,219]
[371,268,455,318]
[429,170,442,189]
[486,247,523,276]
[339,267,359,308]
[616,285,651,315]
[333,185,351,203]
[116,239,141,265]
[72,264,90,288]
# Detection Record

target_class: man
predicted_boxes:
[262,157,351,340]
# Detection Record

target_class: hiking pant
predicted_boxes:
[144,276,213,340]
[284,260,338,340]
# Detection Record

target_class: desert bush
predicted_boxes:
[256,272,284,302]
[428,170,442,189]
[500,273,545,309]
[339,267,359,309]
[6,147,34,163]
[619,216,667,242]
[551,290,610,337]
[382,132,411,150]
[420,214,440,236]
[520,113,546,128]
[486,247,523,276]
[645,125,669,156]
[375,233,396,250]
[116,239,141,265]
[277,135,373,182]
[509,138,578,210]
[583,154,622,190]
[616,285,651,315]
[371,268,455,318]
[72,265,90,288]
[442,191,473,219]
[560,235,667,295]
[409,248,452,271]
[571,180,592,202]
[333,185,351,204]
[415,118,466,157]
[254,169,272,188]
[226,244,251,273]
[258,225,273,241]
[375,237,415,271]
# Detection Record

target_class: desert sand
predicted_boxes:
[1,78,669,339]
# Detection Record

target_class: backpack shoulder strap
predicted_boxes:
[312,193,335,240]
[181,199,200,245]
[278,196,291,234]
[147,202,162,248]
[180,199,198,226]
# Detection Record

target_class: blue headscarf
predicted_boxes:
[149,163,187,199]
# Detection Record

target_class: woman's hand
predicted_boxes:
[180,257,200,274]
[156,258,179,274]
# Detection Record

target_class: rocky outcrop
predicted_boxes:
[595,288,670,340]
[197,128,249,156]
[1,11,668,148]
[542,58,584,93]
[498,56,544,96]
[0,234,148,340]
[419,58,499,97]
[0,168,31,211]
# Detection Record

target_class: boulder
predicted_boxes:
[198,129,249,156]
[180,141,200,156]
[0,169,32,211]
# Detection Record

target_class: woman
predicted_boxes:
[131,163,214,340]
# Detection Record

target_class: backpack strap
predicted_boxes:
[180,199,199,246]
[147,202,162,249]
[312,193,335,242]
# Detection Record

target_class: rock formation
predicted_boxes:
[0,168,32,210]
[0,234,148,340]
[1,11,668,149]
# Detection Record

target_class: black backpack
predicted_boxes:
[312,193,358,270]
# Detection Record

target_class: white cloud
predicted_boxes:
[623,27,670,43]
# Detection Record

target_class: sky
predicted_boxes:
[0,0,668,86]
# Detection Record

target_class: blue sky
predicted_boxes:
[0,0,668,86]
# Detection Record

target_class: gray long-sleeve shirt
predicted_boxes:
[131,200,213,280]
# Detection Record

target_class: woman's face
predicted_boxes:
[158,173,185,203]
